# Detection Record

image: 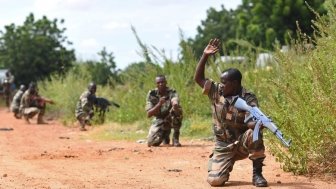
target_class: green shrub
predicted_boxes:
[41,1,336,176]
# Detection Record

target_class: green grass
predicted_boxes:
[87,122,148,141]
[37,1,336,176]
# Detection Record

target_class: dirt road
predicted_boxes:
[0,108,334,189]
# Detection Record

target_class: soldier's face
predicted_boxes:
[29,87,37,94]
[155,77,167,92]
[89,86,97,94]
[220,72,235,97]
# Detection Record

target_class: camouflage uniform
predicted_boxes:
[146,88,183,146]
[203,80,265,186]
[10,88,25,118]
[2,73,14,108]
[20,89,45,123]
[75,90,96,128]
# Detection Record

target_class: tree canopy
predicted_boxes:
[0,13,75,85]
[187,0,326,58]
[76,47,121,86]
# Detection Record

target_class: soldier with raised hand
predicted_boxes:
[10,84,26,119]
[75,82,97,131]
[194,38,268,187]
[20,82,54,124]
[146,75,183,147]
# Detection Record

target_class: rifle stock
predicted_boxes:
[233,97,291,148]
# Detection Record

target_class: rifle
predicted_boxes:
[94,97,120,123]
[33,96,55,108]
[40,97,54,104]
[233,97,292,148]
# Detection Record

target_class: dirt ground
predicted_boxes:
[0,108,335,189]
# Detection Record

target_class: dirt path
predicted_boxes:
[0,108,335,189]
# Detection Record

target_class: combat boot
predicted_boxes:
[172,130,181,147]
[162,137,170,146]
[14,113,22,119]
[37,115,48,124]
[252,158,268,187]
[80,127,87,131]
[161,129,171,146]
[84,119,92,126]
[23,115,30,124]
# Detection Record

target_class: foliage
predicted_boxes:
[38,66,91,125]
[79,47,121,86]
[237,0,326,48]
[187,6,238,57]
[187,0,326,58]
[0,13,75,85]
[38,1,336,177]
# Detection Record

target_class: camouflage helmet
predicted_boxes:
[88,82,97,93]
[29,82,37,90]
[28,82,38,94]
[19,84,26,91]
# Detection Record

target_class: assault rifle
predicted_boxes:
[94,97,120,123]
[233,97,291,148]
[33,96,55,108]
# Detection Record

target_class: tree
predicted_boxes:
[0,13,75,85]
[187,0,326,57]
[237,0,326,49]
[98,47,120,83]
[186,6,238,58]
[80,47,121,86]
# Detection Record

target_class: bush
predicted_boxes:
[41,2,336,176]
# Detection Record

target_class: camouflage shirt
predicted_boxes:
[202,79,258,143]
[20,89,41,110]
[145,87,179,119]
[11,89,25,109]
[75,90,96,117]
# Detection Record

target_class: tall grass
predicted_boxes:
[39,2,336,176]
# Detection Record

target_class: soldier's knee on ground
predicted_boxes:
[207,175,229,186]
[147,133,163,147]
[147,141,161,147]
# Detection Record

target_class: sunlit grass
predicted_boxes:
[37,2,336,176]
[88,122,148,141]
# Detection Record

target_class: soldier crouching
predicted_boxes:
[146,75,183,147]
[20,82,54,124]
[75,82,97,131]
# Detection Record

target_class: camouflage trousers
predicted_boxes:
[147,107,183,147]
[11,105,22,119]
[207,129,266,186]
[3,91,11,108]
[76,110,94,127]
[23,106,45,119]
[11,105,20,114]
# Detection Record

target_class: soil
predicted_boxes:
[0,108,335,189]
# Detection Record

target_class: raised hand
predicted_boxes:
[204,38,220,55]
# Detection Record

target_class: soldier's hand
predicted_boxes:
[159,97,167,105]
[247,121,265,130]
[204,38,220,55]
[172,101,179,111]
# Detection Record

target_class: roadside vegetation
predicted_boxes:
[0,0,334,179]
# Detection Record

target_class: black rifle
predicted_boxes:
[94,97,120,123]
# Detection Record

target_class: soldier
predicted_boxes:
[194,38,268,187]
[20,82,54,124]
[75,82,97,131]
[10,84,26,119]
[2,71,15,108]
[146,75,183,147]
